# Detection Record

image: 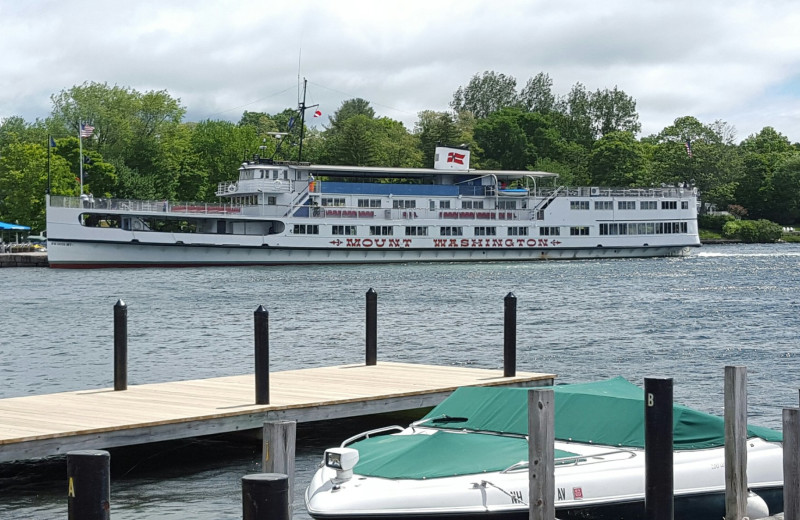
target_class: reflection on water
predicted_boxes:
[1,243,799,518]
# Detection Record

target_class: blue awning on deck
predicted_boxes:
[0,221,30,231]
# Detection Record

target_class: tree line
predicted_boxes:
[1,72,799,234]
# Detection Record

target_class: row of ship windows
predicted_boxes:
[572,200,689,210]
[319,199,503,210]
[292,222,689,237]
[325,199,689,211]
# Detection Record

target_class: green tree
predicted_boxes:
[764,153,800,223]
[414,110,463,167]
[0,141,72,232]
[588,86,641,138]
[327,98,375,131]
[49,82,186,198]
[188,120,259,200]
[647,116,742,210]
[519,72,556,114]
[554,82,594,147]
[589,131,647,186]
[53,137,117,197]
[372,118,423,168]
[735,127,795,219]
[473,108,529,170]
[450,71,519,119]
[322,114,379,166]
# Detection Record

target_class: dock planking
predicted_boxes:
[0,361,554,462]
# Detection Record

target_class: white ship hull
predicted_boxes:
[46,236,693,268]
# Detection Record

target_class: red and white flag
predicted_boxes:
[447,152,465,165]
[313,109,322,118]
[80,123,94,138]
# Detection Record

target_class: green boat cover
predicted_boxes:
[350,377,782,480]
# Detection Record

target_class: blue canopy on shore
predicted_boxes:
[0,221,30,231]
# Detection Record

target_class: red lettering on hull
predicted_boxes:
[335,238,563,249]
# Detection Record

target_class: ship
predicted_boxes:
[45,145,700,268]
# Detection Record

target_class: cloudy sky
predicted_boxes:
[2,0,799,143]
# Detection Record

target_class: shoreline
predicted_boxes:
[0,251,48,267]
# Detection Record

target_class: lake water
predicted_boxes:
[1,243,799,519]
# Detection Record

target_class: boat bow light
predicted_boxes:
[324,447,359,483]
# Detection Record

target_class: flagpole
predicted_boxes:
[78,121,84,196]
[47,135,52,195]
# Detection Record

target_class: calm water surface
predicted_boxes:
[1,243,799,519]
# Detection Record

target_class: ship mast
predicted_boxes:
[297,78,318,163]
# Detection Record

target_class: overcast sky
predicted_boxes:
[2,0,799,144]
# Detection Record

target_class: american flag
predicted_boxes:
[80,123,95,138]
[685,139,693,158]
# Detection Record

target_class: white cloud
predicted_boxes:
[1,0,799,142]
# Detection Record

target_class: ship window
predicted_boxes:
[405,226,428,236]
[570,226,590,236]
[641,201,657,210]
[508,226,528,236]
[369,226,393,236]
[462,200,484,209]
[618,201,636,210]
[570,201,590,210]
[474,226,496,236]
[332,225,357,235]
[439,200,451,209]
[267,196,276,205]
[682,201,689,209]
[594,201,613,210]
[661,200,678,210]
[293,224,319,235]
[358,199,381,208]
[322,198,345,207]
[539,227,560,236]
[497,200,516,210]
[440,226,463,236]
[392,199,416,209]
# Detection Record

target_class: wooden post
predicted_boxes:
[242,473,289,520]
[528,388,554,520]
[254,305,269,405]
[113,299,127,391]
[67,450,110,520]
[262,420,296,518]
[644,377,673,520]
[724,366,747,520]
[366,288,377,366]
[504,292,517,377]
[784,407,800,520]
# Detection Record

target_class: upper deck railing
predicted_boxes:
[49,196,243,215]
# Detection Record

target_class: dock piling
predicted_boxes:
[784,407,800,520]
[67,449,110,520]
[504,292,517,377]
[528,388,554,520]
[366,288,377,366]
[242,473,289,520]
[262,420,296,517]
[113,299,127,391]
[644,377,674,520]
[254,305,269,405]
[724,366,748,520]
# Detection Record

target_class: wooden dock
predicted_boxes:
[0,361,553,463]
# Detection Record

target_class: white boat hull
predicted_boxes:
[305,438,783,520]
